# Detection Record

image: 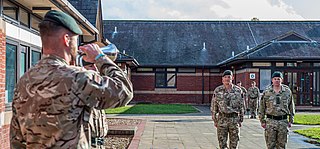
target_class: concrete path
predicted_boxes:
[108,105,320,149]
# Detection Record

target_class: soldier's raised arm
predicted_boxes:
[72,54,133,110]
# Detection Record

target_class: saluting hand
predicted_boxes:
[79,43,104,63]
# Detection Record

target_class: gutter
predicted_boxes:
[50,0,99,35]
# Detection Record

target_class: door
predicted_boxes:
[285,71,313,106]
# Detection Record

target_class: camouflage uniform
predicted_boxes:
[247,86,260,118]
[83,107,108,149]
[10,55,133,148]
[259,84,295,149]
[239,86,248,111]
[211,84,244,149]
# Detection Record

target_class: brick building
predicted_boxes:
[0,0,123,148]
[103,20,320,107]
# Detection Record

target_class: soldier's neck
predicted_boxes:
[224,84,232,91]
[273,85,281,93]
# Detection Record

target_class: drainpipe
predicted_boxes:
[202,66,204,104]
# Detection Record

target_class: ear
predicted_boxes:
[63,34,70,47]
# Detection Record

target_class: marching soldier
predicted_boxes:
[259,71,295,149]
[247,81,260,119]
[211,70,244,149]
[237,81,248,116]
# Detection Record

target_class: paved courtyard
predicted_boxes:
[109,105,320,149]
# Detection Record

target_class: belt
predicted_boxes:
[267,114,287,120]
[220,112,238,118]
[91,137,105,146]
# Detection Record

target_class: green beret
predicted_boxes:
[43,10,82,35]
[272,71,283,79]
[223,70,233,76]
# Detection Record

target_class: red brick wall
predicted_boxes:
[132,75,154,90]
[133,94,211,104]
[0,22,10,149]
[131,71,222,104]
[236,70,260,89]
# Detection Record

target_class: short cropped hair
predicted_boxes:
[38,21,66,37]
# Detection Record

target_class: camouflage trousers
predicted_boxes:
[217,116,240,149]
[265,119,289,149]
[248,98,258,117]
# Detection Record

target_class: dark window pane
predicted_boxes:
[31,15,41,31]
[156,73,166,87]
[5,43,17,103]
[3,0,18,20]
[156,68,165,72]
[31,50,41,66]
[20,8,29,27]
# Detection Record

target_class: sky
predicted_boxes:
[101,0,320,20]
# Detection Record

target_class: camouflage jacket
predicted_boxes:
[211,84,244,123]
[247,86,260,99]
[240,86,247,98]
[258,84,295,123]
[10,55,133,149]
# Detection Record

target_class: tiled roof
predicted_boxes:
[69,0,98,27]
[103,20,320,66]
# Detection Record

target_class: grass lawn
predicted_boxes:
[294,114,320,125]
[105,104,199,114]
[293,114,320,143]
[294,127,320,143]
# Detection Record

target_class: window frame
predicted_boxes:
[5,38,41,106]
[2,0,42,33]
[155,68,177,88]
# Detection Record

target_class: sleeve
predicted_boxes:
[211,89,219,124]
[239,94,244,123]
[288,92,295,123]
[72,55,133,110]
[10,104,26,149]
[258,92,266,124]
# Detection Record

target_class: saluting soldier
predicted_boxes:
[211,70,244,149]
[10,10,133,148]
[247,81,260,119]
[259,71,295,149]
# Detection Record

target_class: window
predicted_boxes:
[31,50,41,66]
[287,62,297,67]
[260,69,271,91]
[210,68,220,73]
[314,63,320,67]
[5,42,41,103]
[252,62,271,67]
[20,45,28,78]
[276,63,284,67]
[298,63,310,67]
[31,15,41,31]
[3,0,18,20]
[155,68,176,88]
[5,43,17,103]
[19,8,29,27]
[178,68,195,73]
[137,68,153,72]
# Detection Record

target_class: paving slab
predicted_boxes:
[109,105,320,149]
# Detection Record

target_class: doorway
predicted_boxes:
[285,71,313,106]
